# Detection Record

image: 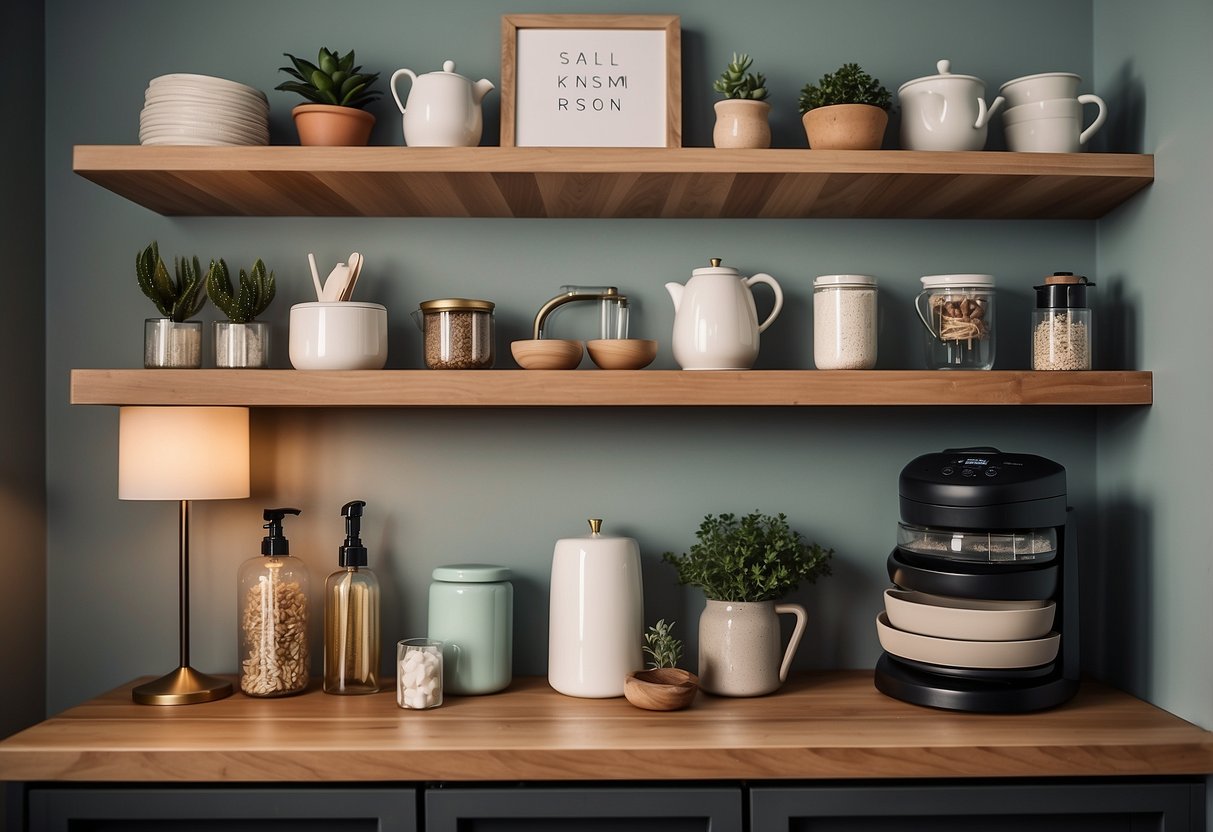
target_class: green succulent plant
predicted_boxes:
[276,47,381,109]
[663,511,832,603]
[798,63,892,113]
[713,53,769,101]
[642,619,683,670]
[136,242,207,322]
[205,258,276,324]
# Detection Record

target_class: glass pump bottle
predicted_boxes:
[237,508,309,697]
[324,500,380,694]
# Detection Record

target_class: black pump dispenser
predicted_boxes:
[262,508,301,556]
[338,500,367,567]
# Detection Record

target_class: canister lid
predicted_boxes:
[432,563,512,582]
[418,298,495,313]
[920,274,995,288]
[1034,272,1093,309]
[814,274,877,287]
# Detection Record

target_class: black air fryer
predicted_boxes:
[874,447,1079,713]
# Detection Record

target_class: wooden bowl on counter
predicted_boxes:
[623,668,699,711]
[511,339,583,370]
[586,339,658,370]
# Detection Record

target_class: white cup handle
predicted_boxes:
[1077,94,1107,145]
[390,68,416,115]
[745,273,784,333]
[775,603,807,683]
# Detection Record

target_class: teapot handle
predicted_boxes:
[390,68,417,115]
[774,603,807,683]
[744,273,784,333]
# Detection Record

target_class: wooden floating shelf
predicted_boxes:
[71,369,1153,408]
[72,146,1154,219]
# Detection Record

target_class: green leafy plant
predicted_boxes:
[642,619,683,669]
[798,63,891,113]
[205,259,276,324]
[713,53,768,101]
[136,242,206,322]
[276,47,381,109]
[663,512,832,603]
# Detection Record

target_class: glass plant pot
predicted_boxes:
[214,321,270,369]
[144,319,202,369]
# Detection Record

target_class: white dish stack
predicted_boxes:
[140,73,270,146]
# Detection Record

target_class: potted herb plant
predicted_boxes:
[137,242,207,369]
[664,512,832,697]
[798,63,892,150]
[206,258,276,368]
[276,47,381,146]
[623,620,699,711]
[712,53,771,149]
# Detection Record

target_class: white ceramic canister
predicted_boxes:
[548,518,643,698]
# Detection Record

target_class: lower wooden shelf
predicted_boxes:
[70,369,1153,407]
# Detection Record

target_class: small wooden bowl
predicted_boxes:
[586,339,658,370]
[623,668,699,711]
[511,339,583,370]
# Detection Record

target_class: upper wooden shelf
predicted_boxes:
[70,369,1152,407]
[0,673,1208,782]
[73,146,1154,219]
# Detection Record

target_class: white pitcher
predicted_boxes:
[666,258,783,370]
[390,60,494,147]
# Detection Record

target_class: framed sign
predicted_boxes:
[501,14,681,147]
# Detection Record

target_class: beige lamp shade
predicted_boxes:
[119,406,250,500]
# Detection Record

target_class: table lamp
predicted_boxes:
[119,406,250,705]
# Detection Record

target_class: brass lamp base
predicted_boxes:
[132,665,233,705]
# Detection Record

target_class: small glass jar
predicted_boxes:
[812,275,877,370]
[144,318,202,368]
[415,298,495,369]
[397,638,443,709]
[428,564,513,695]
[237,552,310,697]
[213,321,270,368]
[1032,273,1094,371]
[914,275,996,370]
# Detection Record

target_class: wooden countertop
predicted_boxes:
[1,672,1210,783]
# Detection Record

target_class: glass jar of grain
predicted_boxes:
[1032,272,1094,371]
[414,298,495,369]
[812,275,878,369]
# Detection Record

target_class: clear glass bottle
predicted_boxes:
[813,275,878,370]
[237,508,309,697]
[324,500,381,694]
[1032,272,1094,371]
[914,274,996,370]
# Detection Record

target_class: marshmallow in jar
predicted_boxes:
[397,638,443,709]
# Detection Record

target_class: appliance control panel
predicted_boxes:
[900,448,1066,508]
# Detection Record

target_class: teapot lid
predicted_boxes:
[428,59,468,80]
[898,59,985,94]
[692,257,741,277]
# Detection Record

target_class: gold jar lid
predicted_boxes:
[418,298,495,313]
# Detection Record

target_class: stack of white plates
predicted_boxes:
[140,73,269,146]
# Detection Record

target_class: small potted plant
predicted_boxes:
[712,53,771,149]
[623,620,699,711]
[276,47,381,146]
[137,242,207,369]
[206,258,276,368]
[798,63,892,150]
[664,512,832,697]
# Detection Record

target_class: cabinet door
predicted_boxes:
[425,786,742,832]
[27,787,417,832]
[751,781,1204,832]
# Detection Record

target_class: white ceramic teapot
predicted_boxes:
[898,59,1005,151]
[390,60,494,147]
[666,258,783,370]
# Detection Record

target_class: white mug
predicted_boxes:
[1003,96,1107,152]
[289,302,388,370]
[999,72,1088,107]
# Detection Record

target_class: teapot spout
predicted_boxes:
[665,281,684,313]
[473,78,495,105]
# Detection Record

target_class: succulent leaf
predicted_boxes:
[319,48,338,75]
[338,50,355,73]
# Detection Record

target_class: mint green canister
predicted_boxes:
[428,563,513,695]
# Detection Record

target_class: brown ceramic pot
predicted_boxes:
[292,104,375,147]
[801,103,888,150]
[713,99,772,149]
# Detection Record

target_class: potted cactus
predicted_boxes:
[798,63,892,150]
[206,258,276,368]
[712,53,771,149]
[276,47,381,146]
[137,242,207,369]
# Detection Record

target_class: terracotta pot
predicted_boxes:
[698,599,807,696]
[292,104,375,147]
[713,99,772,149]
[801,104,888,150]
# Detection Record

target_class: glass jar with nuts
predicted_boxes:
[914,274,996,370]
[413,298,495,369]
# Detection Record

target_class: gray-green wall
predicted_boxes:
[47,0,1202,729]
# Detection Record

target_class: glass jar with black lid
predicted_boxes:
[1032,272,1094,371]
